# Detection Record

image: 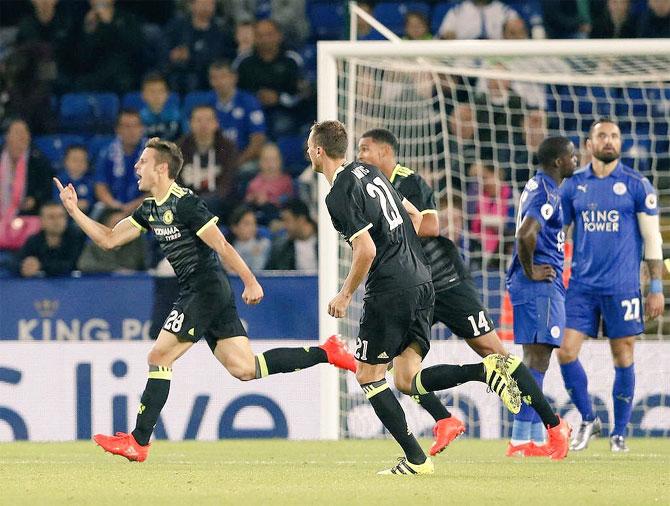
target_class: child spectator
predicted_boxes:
[140,73,181,141]
[53,145,95,215]
[404,11,432,40]
[227,205,271,272]
[245,142,293,224]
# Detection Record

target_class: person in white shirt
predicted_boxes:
[438,0,520,40]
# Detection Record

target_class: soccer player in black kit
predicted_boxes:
[357,128,571,460]
[310,121,522,475]
[54,137,355,462]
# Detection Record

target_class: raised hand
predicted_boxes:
[53,177,79,215]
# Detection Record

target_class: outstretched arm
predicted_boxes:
[54,178,140,250]
[197,224,264,305]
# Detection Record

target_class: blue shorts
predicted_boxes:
[564,285,643,339]
[509,281,565,347]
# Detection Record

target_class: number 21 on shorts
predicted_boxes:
[163,309,185,333]
[354,337,369,361]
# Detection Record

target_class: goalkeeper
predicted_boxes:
[357,128,570,459]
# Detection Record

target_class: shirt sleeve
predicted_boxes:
[327,178,372,243]
[524,187,555,227]
[178,194,219,236]
[130,204,150,232]
[246,94,267,135]
[633,176,658,216]
[559,180,575,226]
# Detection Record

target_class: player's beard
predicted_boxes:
[592,149,620,164]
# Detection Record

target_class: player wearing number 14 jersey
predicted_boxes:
[557,119,665,452]
[311,120,523,475]
[55,137,356,462]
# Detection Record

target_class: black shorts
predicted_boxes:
[432,278,495,339]
[162,270,247,351]
[357,282,435,364]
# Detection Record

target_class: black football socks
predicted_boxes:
[132,365,172,446]
[255,347,328,377]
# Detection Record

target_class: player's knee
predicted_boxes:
[147,348,171,367]
[355,366,382,386]
[394,375,413,395]
[556,346,577,364]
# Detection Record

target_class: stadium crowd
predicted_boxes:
[0,0,668,278]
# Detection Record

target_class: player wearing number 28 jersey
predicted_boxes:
[55,137,356,463]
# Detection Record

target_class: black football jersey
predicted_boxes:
[326,161,431,295]
[389,164,461,292]
[130,182,220,286]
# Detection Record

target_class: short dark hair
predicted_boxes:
[229,204,254,226]
[588,118,619,138]
[310,120,347,159]
[190,104,217,119]
[537,136,572,168]
[209,59,234,73]
[360,128,399,154]
[144,137,184,179]
[282,198,313,223]
[117,108,141,126]
[64,144,88,157]
[405,10,429,27]
[141,71,168,88]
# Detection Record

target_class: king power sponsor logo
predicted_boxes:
[581,209,620,232]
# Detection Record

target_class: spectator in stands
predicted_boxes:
[12,0,73,127]
[466,162,515,265]
[17,201,84,277]
[208,60,267,168]
[590,0,637,38]
[74,0,143,93]
[235,19,306,137]
[164,0,235,94]
[235,21,255,58]
[266,198,317,271]
[220,0,309,46]
[356,1,385,40]
[540,0,592,39]
[0,119,53,217]
[636,0,670,38]
[245,142,293,224]
[503,17,529,39]
[177,105,238,219]
[53,145,95,215]
[77,207,146,273]
[438,0,520,40]
[94,109,146,214]
[404,11,432,40]
[140,72,181,141]
[227,204,271,272]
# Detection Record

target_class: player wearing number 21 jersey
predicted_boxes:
[557,119,665,453]
[311,120,523,475]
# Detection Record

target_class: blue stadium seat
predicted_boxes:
[277,134,307,177]
[86,134,115,164]
[257,225,273,240]
[308,2,345,40]
[121,91,181,111]
[621,136,652,173]
[59,93,120,134]
[182,90,215,122]
[431,2,454,35]
[33,134,86,170]
[373,2,430,36]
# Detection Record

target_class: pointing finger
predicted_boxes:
[53,177,64,191]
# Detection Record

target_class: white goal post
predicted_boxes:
[317,39,670,440]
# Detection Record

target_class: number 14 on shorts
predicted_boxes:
[467,311,491,337]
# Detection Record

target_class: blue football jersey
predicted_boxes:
[215,90,266,151]
[507,171,565,292]
[561,162,658,294]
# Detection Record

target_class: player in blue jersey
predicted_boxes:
[506,136,578,457]
[558,119,665,452]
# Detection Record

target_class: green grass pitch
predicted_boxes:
[0,438,667,505]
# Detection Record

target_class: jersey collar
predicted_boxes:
[155,181,178,206]
[536,170,558,189]
[585,161,623,179]
[389,164,402,183]
[331,161,349,184]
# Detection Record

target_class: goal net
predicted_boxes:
[317,39,670,440]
